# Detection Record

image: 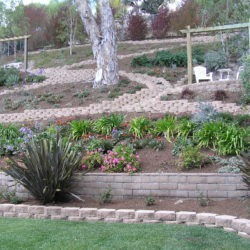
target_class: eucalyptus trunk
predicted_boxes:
[76,0,119,88]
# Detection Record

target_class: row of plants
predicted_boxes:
[131,48,230,72]
[0,67,46,87]
[1,106,250,204]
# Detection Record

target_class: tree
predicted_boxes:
[194,0,250,26]
[76,0,119,88]
[123,0,167,14]
[24,4,49,50]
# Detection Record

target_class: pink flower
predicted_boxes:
[101,165,106,171]
[82,164,87,169]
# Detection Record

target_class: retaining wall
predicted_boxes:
[1,172,249,200]
[0,204,250,239]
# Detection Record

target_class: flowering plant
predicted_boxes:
[81,149,103,170]
[101,145,140,173]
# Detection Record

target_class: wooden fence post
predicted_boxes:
[186,26,192,84]
[24,37,28,71]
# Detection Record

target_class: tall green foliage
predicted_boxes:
[3,135,82,204]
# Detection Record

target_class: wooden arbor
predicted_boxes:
[0,35,30,71]
[180,21,250,84]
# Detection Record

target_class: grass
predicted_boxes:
[0,218,250,250]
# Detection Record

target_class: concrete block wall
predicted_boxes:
[1,172,249,201]
[71,173,249,200]
[0,204,250,239]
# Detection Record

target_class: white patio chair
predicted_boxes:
[193,66,213,84]
[236,66,244,80]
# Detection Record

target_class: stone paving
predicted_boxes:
[0,44,249,124]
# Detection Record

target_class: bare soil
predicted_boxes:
[2,197,248,219]
[0,76,146,114]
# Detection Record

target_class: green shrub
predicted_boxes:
[129,116,152,138]
[0,124,22,156]
[145,196,156,206]
[86,138,113,153]
[3,135,82,204]
[81,150,103,170]
[205,50,228,71]
[179,146,203,170]
[241,55,250,98]
[0,67,20,86]
[70,120,93,140]
[25,74,46,83]
[239,151,250,190]
[99,187,113,204]
[5,74,20,87]
[131,54,152,67]
[172,137,193,156]
[94,114,124,135]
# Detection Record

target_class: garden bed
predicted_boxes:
[0,76,146,113]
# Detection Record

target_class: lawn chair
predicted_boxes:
[236,66,244,80]
[193,66,213,84]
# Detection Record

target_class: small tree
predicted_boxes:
[152,7,170,39]
[127,14,147,40]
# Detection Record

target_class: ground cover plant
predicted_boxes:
[0,77,146,113]
[0,67,46,88]
[0,218,250,250]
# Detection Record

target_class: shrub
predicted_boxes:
[94,114,124,135]
[241,55,250,99]
[5,74,20,87]
[99,187,112,204]
[181,88,195,99]
[152,7,170,39]
[129,116,152,138]
[0,67,20,86]
[205,50,228,71]
[153,115,177,142]
[179,146,203,170]
[145,196,156,206]
[131,54,152,68]
[239,152,250,190]
[86,138,113,153]
[101,145,140,173]
[2,135,82,204]
[214,90,227,101]
[70,120,93,140]
[172,137,193,156]
[127,14,147,40]
[192,102,218,126]
[0,124,22,156]
[25,74,46,83]
[212,156,244,174]
[82,149,103,170]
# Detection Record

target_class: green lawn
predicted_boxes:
[0,218,250,250]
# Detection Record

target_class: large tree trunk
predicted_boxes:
[76,0,119,88]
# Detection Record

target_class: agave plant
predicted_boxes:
[94,114,124,135]
[3,135,82,204]
[70,119,93,140]
[239,152,250,190]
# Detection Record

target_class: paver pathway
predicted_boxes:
[0,39,249,124]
